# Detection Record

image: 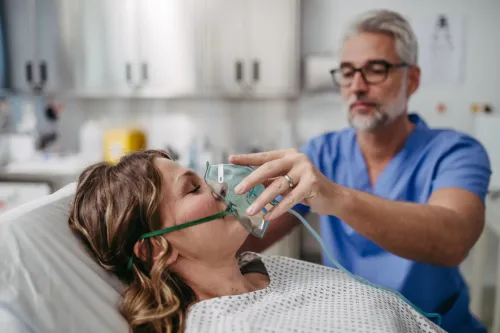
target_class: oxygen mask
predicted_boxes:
[204,162,277,238]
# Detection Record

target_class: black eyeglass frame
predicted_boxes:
[330,60,410,87]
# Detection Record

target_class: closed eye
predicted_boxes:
[189,185,201,194]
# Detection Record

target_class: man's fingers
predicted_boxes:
[235,159,293,194]
[246,177,290,216]
[229,149,298,166]
[263,183,309,220]
[262,178,278,188]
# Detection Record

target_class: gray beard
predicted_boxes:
[347,108,392,131]
[345,92,408,132]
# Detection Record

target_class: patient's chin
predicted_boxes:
[227,217,251,247]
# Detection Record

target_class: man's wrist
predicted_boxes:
[321,181,350,216]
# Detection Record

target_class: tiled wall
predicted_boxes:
[57,93,348,159]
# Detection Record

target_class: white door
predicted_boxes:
[137,0,198,97]
[36,0,76,94]
[105,0,139,95]
[4,0,37,93]
[248,0,299,97]
[77,0,138,96]
[205,0,250,95]
[75,0,108,95]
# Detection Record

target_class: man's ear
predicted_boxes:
[407,65,421,96]
[133,238,178,266]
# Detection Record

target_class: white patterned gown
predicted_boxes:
[185,253,446,333]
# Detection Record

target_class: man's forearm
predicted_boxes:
[329,185,474,266]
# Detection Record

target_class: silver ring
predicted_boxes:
[284,174,294,188]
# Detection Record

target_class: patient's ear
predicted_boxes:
[133,238,178,266]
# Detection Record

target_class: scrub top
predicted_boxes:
[294,113,491,333]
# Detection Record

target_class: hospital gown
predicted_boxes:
[185,254,446,333]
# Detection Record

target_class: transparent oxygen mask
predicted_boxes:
[204,162,276,238]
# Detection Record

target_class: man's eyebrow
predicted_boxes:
[340,59,389,66]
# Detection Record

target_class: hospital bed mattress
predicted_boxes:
[0,183,129,333]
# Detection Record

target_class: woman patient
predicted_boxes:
[69,149,445,333]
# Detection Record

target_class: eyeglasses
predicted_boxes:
[330,60,410,87]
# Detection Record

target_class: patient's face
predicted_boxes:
[153,158,248,262]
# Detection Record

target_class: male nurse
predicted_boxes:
[230,9,491,333]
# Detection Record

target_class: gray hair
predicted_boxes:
[341,9,418,65]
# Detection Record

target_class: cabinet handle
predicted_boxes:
[39,61,47,86]
[126,63,132,83]
[25,62,33,85]
[235,61,243,82]
[252,60,260,83]
[141,63,148,82]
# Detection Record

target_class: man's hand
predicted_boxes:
[229,149,337,219]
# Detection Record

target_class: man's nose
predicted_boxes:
[349,71,369,94]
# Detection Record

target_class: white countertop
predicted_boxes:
[0,154,91,180]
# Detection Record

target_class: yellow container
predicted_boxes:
[103,128,147,164]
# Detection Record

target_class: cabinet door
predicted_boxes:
[76,0,137,96]
[74,0,108,95]
[205,0,250,95]
[137,0,198,97]
[4,0,37,93]
[36,0,76,94]
[106,0,139,94]
[248,0,299,97]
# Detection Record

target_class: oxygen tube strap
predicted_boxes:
[127,208,232,271]
[283,208,443,327]
[138,209,231,240]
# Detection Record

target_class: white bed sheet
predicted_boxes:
[0,183,128,333]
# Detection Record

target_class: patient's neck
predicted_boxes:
[172,256,263,301]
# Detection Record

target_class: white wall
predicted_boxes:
[331,0,500,134]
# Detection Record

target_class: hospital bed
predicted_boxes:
[0,183,129,332]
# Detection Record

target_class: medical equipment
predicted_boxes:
[204,163,271,238]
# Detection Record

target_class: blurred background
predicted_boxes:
[0,0,499,329]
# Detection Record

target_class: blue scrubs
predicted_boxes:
[294,113,491,333]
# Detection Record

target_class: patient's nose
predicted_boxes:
[208,181,228,200]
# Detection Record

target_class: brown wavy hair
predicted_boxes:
[69,150,196,333]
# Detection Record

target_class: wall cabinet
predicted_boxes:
[76,0,300,98]
[203,0,300,98]
[4,0,300,99]
[75,0,199,98]
[4,0,75,94]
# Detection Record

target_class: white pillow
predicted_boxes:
[0,183,129,333]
